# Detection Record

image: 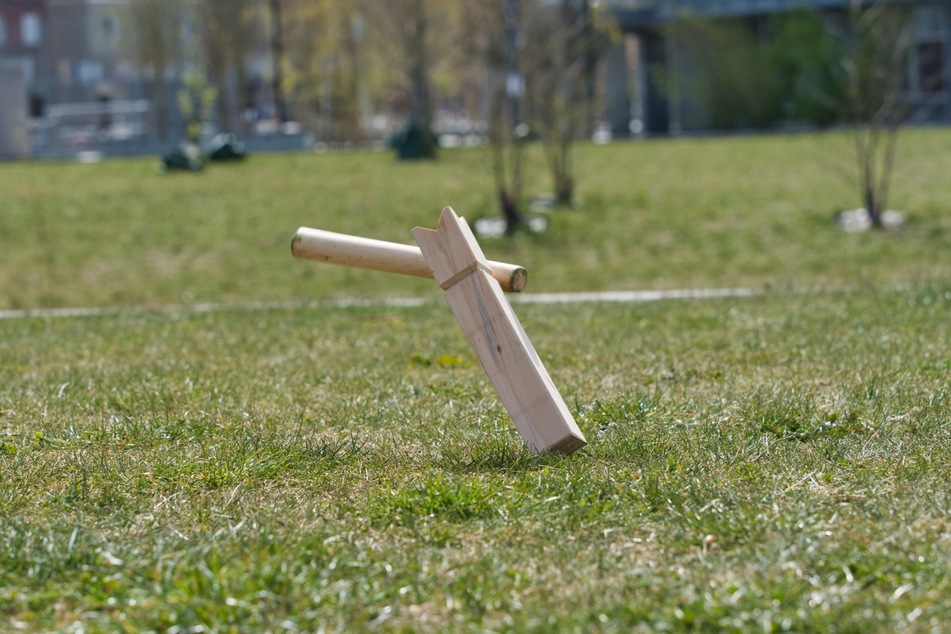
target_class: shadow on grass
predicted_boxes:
[436,436,567,475]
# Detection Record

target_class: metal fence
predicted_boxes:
[32,99,153,154]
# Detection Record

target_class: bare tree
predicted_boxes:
[125,0,184,141]
[466,0,612,229]
[176,26,217,144]
[282,0,377,142]
[836,0,917,229]
[464,0,527,232]
[281,0,469,147]
[401,0,435,155]
[268,0,289,123]
[669,2,932,230]
[524,0,612,206]
[363,0,465,158]
[814,1,941,229]
[199,0,258,133]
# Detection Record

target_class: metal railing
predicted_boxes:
[33,99,153,155]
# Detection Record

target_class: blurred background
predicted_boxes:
[1,0,948,161]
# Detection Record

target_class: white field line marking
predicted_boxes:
[0,297,429,320]
[0,287,759,321]
[510,287,759,304]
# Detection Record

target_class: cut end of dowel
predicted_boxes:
[509,267,528,294]
[290,229,303,256]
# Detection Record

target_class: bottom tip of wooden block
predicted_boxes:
[544,434,587,456]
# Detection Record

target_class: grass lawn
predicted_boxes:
[1,131,950,631]
[1,129,949,310]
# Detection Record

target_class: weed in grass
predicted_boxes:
[374,474,500,528]
[750,391,871,442]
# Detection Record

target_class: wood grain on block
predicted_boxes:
[413,207,586,454]
[292,226,527,293]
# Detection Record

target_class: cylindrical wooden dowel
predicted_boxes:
[291,227,528,293]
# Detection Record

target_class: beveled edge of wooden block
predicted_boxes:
[545,433,588,456]
[412,207,492,288]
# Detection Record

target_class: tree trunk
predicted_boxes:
[500,190,522,235]
[865,184,883,229]
[489,85,523,234]
[555,174,574,207]
[150,75,170,141]
[408,0,436,158]
[550,142,573,206]
[269,0,287,123]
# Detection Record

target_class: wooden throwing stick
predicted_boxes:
[413,207,586,454]
[292,226,527,293]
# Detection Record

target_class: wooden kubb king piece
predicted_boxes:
[292,206,586,455]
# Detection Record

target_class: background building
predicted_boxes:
[607,0,951,135]
[1,0,949,158]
